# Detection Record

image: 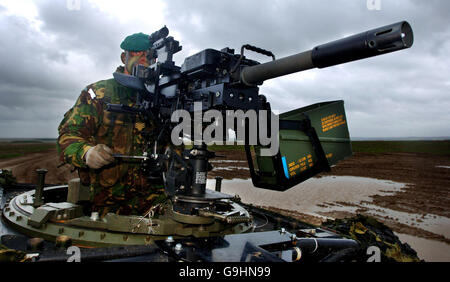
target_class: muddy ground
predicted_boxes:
[1,149,448,220]
[1,148,449,219]
[1,148,449,260]
[0,149,78,185]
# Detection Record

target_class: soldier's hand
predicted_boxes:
[85,144,115,169]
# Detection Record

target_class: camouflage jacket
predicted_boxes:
[57,73,167,215]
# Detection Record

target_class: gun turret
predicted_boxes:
[240,21,413,85]
[111,21,414,212]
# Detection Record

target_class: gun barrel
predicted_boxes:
[241,21,413,85]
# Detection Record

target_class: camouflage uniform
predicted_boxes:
[57,69,167,217]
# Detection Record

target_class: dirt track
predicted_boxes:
[320,152,450,218]
[0,149,77,185]
[1,149,448,220]
[209,151,450,227]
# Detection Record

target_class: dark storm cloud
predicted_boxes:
[162,0,450,138]
[0,1,130,137]
[165,0,450,54]
[35,0,122,66]
[0,0,449,138]
[0,0,127,91]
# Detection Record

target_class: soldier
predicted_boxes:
[57,32,168,217]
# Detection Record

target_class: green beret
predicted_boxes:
[120,32,151,51]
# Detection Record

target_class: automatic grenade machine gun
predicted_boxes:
[109,21,413,221]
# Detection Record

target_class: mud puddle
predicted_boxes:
[396,233,450,262]
[206,176,407,216]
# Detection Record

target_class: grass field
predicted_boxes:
[208,140,450,155]
[0,140,448,160]
[0,142,57,159]
[351,140,450,155]
[210,140,450,155]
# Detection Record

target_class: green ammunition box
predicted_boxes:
[246,100,352,191]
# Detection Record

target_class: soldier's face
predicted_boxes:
[124,51,150,74]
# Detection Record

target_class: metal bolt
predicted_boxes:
[27,238,44,251]
[90,212,99,221]
[55,235,72,249]
[175,243,182,253]
[280,228,286,234]
[166,236,174,243]
[308,229,316,235]
[229,93,234,98]
[34,169,48,208]
[215,176,223,192]
[215,92,221,97]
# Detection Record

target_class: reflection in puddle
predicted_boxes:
[397,233,450,262]
[207,176,407,216]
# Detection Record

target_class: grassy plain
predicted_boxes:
[351,140,450,155]
[0,141,57,159]
[209,140,450,155]
[0,140,448,161]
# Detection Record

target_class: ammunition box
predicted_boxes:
[247,100,352,190]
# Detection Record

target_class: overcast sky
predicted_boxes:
[0,0,448,138]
